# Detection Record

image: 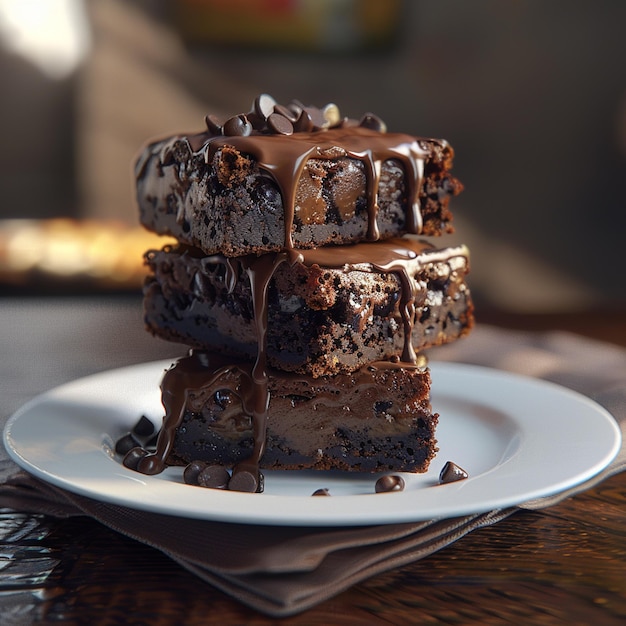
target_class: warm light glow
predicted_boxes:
[0,0,90,79]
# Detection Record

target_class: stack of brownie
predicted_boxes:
[126,95,473,492]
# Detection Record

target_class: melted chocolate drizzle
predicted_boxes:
[204,128,427,248]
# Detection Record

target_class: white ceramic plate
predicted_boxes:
[3,361,620,526]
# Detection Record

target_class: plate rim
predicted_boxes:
[3,360,621,526]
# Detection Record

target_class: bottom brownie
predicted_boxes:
[155,352,439,473]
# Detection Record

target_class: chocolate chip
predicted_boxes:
[288,99,305,117]
[359,113,387,133]
[293,109,314,132]
[273,103,298,122]
[267,112,293,135]
[254,93,277,120]
[197,464,230,489]
[144,432,159,451]
[115,432,141,455]
[228,469,258,492]
[122,447,148,470]
[322,103,341,128]
[375,474,405,493]
[132,415,155,438]
[246,110,266,131]
[183,460,208,485]
[205,114,223,135]
[304,106,326,131]
[312,488,331,496]
[223,114,252,137]
[439,461,469,484]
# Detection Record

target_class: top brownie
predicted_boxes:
[135,95,463,257]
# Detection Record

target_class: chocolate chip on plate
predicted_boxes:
[228,469,259,493]
[183,460,208,485]
[197,464,230,489]
[114,432,141,455]
[375,474,405,493]
[439,461,469,484]
[132,415,155,438]
[122,447,148,470]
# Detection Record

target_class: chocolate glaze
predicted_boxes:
[202,128,426,248]
[291,237,463,364]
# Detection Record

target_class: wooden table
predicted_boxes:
[1,297,624,625]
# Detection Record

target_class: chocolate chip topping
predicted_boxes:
[223,114,253,137]
[439,461,469,484]
[273,103,298,123]
[359,113,387,133]
[204,113,223,135]
[115,432,142,455]
[267,112,294,135]
[375,474,405,493]
[204,94,373,139]
[254,93,277,120]
[312,488,331,496]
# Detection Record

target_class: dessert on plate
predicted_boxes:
[124,95,473,492]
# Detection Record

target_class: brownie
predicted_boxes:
[143,236,474,378]
[134,351,439,474]
[128,96,472,487]
[135,96,462,257]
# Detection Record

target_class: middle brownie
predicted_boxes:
[143,236,474,378]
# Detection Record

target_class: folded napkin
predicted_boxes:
[1,325,624,617]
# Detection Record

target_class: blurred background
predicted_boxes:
[0,0,624,315]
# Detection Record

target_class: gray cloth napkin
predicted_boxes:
[1,325,624,617]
